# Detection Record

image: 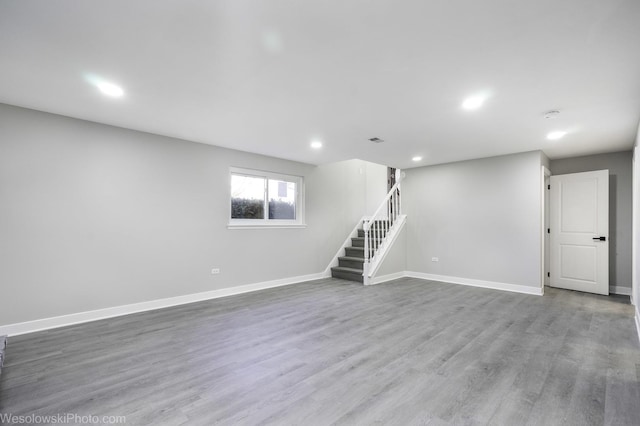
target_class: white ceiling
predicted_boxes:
[1,0,639,169]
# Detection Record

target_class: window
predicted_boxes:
[229,167,304,228]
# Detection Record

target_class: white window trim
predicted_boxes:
[228,167,306,229]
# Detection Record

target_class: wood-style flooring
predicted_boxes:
[1,278,639,425]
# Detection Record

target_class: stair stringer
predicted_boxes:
[322,216,368,278]
[364,214,407,285]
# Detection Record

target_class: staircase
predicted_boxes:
[328,171,404,285]
[331,221,391,283]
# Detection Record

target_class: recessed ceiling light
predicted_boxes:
[310,140,323,149]
[96,81,124,97]
[547,131,567,140]
[462,95,486,110]
[261,30,284,54]
[412,156,423,162]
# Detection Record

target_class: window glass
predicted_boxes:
[231,174,265,219]
[268,179,296,220]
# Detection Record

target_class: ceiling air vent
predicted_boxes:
[369,137,384,143]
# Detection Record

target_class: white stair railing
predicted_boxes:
[363,175,402,285]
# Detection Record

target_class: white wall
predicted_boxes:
[306,158,387,262]
[540,151,550,170]
[550,151,633,291]
[0,104,377,327]
[365,161,388,214]
[403,151,544,289]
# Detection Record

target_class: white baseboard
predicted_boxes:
[367,270,543,295]
[635,309,640,343]
[375,271,628,298]
[610,286,632,296]
[370,271,406,285]
[404,271,544,296]
[0,272,325,337]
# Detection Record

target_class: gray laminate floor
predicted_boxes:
[1,278,639,425]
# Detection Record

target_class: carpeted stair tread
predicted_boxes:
[331,266,363,273]
[338,256,365,262]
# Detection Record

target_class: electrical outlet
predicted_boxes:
[211,268,220,275]
[431,257,439,262]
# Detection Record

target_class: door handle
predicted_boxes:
[592,236,606,241]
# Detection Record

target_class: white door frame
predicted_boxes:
[540,166,551,293]
[633,146,639,307]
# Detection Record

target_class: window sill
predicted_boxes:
[227,224,307,230]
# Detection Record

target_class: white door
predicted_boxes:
[550,170,609,295]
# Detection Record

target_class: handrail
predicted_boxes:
[362,181,401,232]
[363,173,402,284]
